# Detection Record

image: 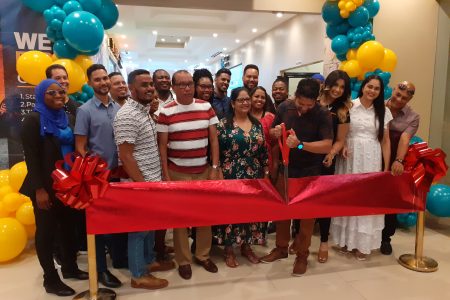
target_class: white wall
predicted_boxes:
[210,14,325,94]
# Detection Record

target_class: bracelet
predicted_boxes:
[394,158,404,164]
[264,170,270,175]
[297,141,304,150]
[212,164,219,169]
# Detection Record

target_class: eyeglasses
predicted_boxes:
[198,84,213,90]
[174,82,194,89]
[235,97,251,104]
[45,90,67,96]
[398,83,415,96]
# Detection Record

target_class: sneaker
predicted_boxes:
[148,260,176,272]
[260,247,288,263]
[131,274,168,290]
[380,241,392,255]
[292,256,308,276]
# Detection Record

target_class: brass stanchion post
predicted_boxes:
[398,211,438,272]
[73,234,117,299]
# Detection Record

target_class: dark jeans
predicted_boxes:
[318,218,331,242]
[33,199,78,281]
[382,214,397,243]
[96,234,128,272]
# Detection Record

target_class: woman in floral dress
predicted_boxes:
[213,87,269,268]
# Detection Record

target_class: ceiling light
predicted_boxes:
[235,39,240,43]
[213,33,218,38]
[148,58,152,62]
[120,35,126,39]
[276,12,283,18]
[117,22,123,27]
[184,59,188,63]
[205,58,210,62]
[223,47,227,51]
[161,38,166,42]
[252,28,258,33]
[152,30,158,35]
[177,38,181,43]
[124,44,129,48]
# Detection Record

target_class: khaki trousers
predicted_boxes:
[169,168,212,266]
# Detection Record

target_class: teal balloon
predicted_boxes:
[364,0,380,18]
[336,53,347,62]
[326,21,350,39]
[331,35,349,55]
[80,92,90,102]
[95,0,119,30]
[349,6,370,27]
[50,19,63,31]
[62,11,104,52]
[322,1,343,26]
[43,9,55,23]
[384,86,392,100]
[427,184,450,217]
[82,84,94,98]
[55,0,70,5]
[63,1,82,14]
[397,213,417,228]
[22,0,55,12]
[351,90,359,99]
[78,0,101,13]
[409,136,424,145]
[46,27,57,42]
[81,47,100,56]
[353,81,362,92]
[54,39,79,59]
[53,7,66,21]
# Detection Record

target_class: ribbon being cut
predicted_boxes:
[50,142,447,235]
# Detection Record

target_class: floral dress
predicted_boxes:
[212,118,269,246]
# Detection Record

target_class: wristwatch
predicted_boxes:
[395,158,404,164]
[212,164,219,169]
[297,141,304,150]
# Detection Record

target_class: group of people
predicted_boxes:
[19,61,419,296]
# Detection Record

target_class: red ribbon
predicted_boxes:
[51,153,110,209]
[278,123,294,166]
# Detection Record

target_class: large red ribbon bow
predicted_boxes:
[51,153,110,209]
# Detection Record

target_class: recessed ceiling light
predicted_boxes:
[117,22,123,27]
[148,58,152,62]
[252,28,258,33]
[213,33,218,38]
[205,58,209,62]
[223,47,227,51]
[152,30,158,35]
[184,59,188,63]
[161,38,166,42]
[235,39,240,43]
[276,12,283,18]
[124,44,129,48]
[121,35,126,39]
[177,38,181,43]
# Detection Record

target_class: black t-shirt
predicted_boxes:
[272,100,333,170]
[328,102,350,143]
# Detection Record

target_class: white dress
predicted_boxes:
[330,98,393,254]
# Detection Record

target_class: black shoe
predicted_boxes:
[112,261,128,269]
[380,241,392,255]
[44,279,75,297]
[98,270,122,288]
[62,268,89,280]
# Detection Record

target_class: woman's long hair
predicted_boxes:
[193,68,213,101]
[225,87,260,129]
[321,70,351,123]
[249,86,276,116]
[358,74,385,142]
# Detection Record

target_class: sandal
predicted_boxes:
[224,246,239,268]
[354,249,367,261]
[241,244,260,264]
[317,243,328,263]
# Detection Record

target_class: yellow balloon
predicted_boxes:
[9,161,27,192]
[358,68,371,80]
[339,61,348,71]
[0,170,9,187]
[16,51,53,86]
[0,201,9,217]
[345,1,356,11]
[354,0,363,5]
[338,0,346,9]
[346,49,358,61]
[0,185,13,200]
[74,55,93,74]
[3,192,25,212]
[343,59,362,78]
[379,48,398,72]
[0,218,27,262]
[52,59,86,94]
[16,201,35,225]
[24,224,36,239]
[357,41,385,70]
[340,9,350,18]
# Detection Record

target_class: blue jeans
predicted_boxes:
[128,231,155,278]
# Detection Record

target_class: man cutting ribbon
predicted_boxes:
[260,78,333,276]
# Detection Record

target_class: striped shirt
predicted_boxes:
[113,99,161,182]
[156,99,218,174]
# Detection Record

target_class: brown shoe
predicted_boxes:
[292,256,308,276]
[317,242,328,263]
[131,274,168,290]
[288,241,299,255]
[260,247,288,263]
[178,264,192,280]
[147,260,176,272]
[224,246,239,268]
[241,244,260,264]
[194,257,218,273]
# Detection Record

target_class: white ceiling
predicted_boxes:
[107,5,296,73]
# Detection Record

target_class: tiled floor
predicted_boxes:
[1,218,449,300]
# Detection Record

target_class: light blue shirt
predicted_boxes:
[74,96,120,170]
